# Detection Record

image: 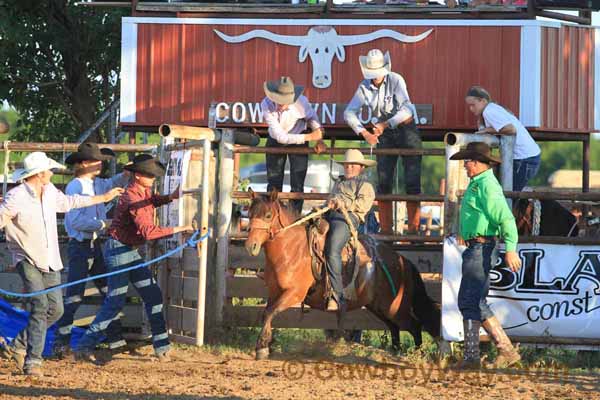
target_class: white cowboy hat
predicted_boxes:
[263,76,304,106]
[359,49,392,80]
[12,152,66,182]
[336,149,376,168]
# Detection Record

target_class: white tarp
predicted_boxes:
[162,149,191,258]
[442,237,600,342]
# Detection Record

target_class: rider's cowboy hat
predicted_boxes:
[65,142,116,165]
[359,49,392,80]
[449,142,501,164]
[263,76,304,106]
[124,154,166,178]
[336,149,377,168]
[12,152,66,182]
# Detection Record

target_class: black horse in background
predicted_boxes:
[513,198,579,237]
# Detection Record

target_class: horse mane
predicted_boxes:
[248,195,300,223]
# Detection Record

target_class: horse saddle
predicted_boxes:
[307,217,372,299]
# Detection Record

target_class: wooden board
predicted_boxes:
[224,305,403,330]
[168,276,198,303]
[167,304,197,333]
[7,302,143,328]
[228,244,443,274]
[0,272,138,298]
[225,274,441,303]
[216,102,434,126]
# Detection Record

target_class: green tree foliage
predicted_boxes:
[0,1,127,143]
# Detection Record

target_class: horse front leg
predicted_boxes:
[255,289,305,360]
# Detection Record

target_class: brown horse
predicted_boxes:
[513,198,579,237]
[244,190,440,360]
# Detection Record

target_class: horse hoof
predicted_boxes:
[255,348,270,360]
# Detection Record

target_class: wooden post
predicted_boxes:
[439,178,446,236]
[108,109,117,175]
[582,135,590,193]
[215,129,234,326]
[499,135,515,207]
[443,132,501,234]
[443,143,461,235]
[196,138,211,346]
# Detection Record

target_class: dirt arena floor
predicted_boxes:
[1,343,599,400]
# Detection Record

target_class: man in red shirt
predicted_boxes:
[74,154,193,362]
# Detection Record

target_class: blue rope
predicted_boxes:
[0,230,209,299]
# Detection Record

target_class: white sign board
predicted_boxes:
[162,149,191,258]
[442,238,600,342]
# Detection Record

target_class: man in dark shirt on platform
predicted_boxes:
[74,154,193,362]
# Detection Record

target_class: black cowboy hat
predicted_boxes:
[449,142,501,164]
[65,142,116,165]
[123,154,166,178]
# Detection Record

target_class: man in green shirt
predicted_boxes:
[450,142,522,369]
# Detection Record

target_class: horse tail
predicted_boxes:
[408,260,441,339]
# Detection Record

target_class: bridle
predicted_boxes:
[515,201,534,235]
[248,201,287,241]
[515,199,541,236]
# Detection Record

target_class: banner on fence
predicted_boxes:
[162,149,191,258]
[442,238,600,342]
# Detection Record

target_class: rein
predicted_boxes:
[249,203,330,241]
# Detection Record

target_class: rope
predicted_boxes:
[278,206,330,234]
[532,199,541,236]
[566,220,578,237]
[362,235,397,297]
[0,230,209,298]
[339,206,359,246]
[2,140,10,198]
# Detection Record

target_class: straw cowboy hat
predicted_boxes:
[12,152,66,182]
[359,49,392,80]
[449,142,502,164]
[65,142,116,165]
[263,76,304,105]
[124,154,166,178]
[336,149,377,167]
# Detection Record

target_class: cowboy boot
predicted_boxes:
[406,201,421,234]
[455,319,481,369]
[378,201,394,234]
[482,316,521,368]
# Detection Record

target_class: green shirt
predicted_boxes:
[459,168,519,252]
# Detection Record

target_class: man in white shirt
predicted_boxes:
[0,152,122,376]
[465,86,541,191]
[344,49,423,234]
[261,76,324,213]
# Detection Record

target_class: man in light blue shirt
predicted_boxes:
[54,143,130,357]
[344,49,423,234]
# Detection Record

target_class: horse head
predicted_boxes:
[245,188,283,256]
[512,198,532,236]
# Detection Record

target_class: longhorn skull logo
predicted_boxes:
[214,26,433,89]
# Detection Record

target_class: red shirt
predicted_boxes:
[108,182,174,246]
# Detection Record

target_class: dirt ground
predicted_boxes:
[0,344,598,400]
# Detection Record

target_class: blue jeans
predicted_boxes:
[76,238,169,355]
[10,261,63,367]
[376,120,422,195]
[265,137,308,214]
[325,211,359,303]
[457,241,496,321]
[55,239,124,349]
[513,154,540,191]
